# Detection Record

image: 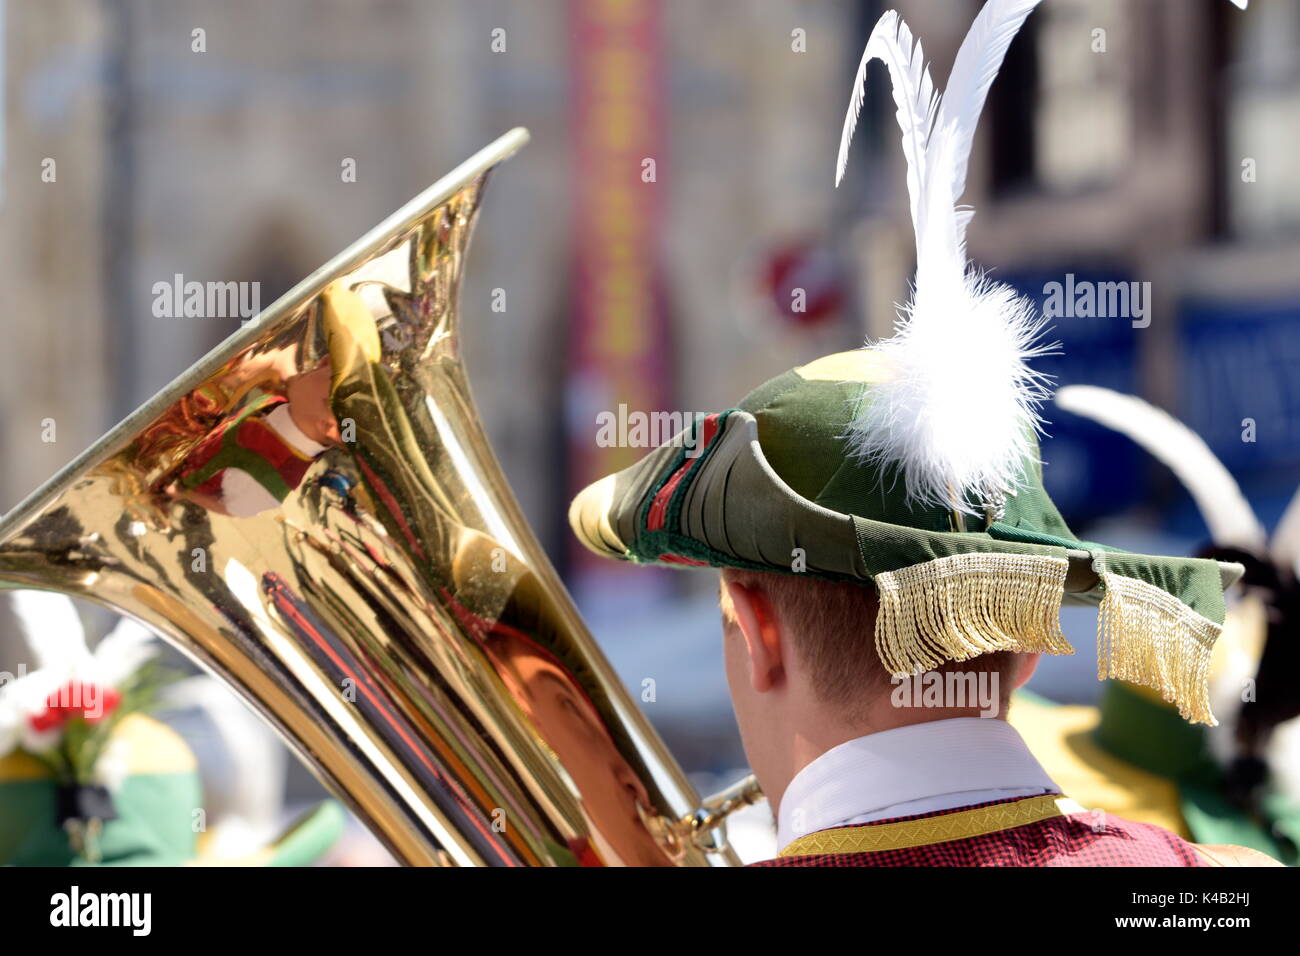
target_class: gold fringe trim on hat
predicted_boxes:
[873,552,1073,676]
[1096,570,1220,726]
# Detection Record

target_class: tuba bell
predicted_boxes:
[0,128,759,866]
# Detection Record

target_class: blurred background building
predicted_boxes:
[1,0,1297,860]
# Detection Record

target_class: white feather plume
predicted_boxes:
[855,271,1055,513]
[835,5,1052,514]
[834,2,1246,515]
[942,0,1046,247]
[1267,485,1300,575]
[1054,385,1267,552]
[834,10,940,229]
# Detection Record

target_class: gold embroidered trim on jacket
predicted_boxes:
[778,795,1086,858]
[873,552,1073,676]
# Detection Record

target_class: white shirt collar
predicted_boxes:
[776,718,1059,850]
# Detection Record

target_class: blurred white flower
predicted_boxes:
[0,591,158,758]
[93,736,133,792]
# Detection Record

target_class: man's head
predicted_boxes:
[718,567,1039,808]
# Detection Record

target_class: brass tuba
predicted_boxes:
[0,129,760,866]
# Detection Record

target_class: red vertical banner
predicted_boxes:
[567,0,671,598]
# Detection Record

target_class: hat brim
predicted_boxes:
[569,409,1244,601]
[570,408,1243,725]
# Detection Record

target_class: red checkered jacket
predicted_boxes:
[750,795,1208,867]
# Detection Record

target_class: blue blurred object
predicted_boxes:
[1181,295,1300,477]
[1002,267,1145,523]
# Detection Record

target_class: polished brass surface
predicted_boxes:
[0,129,748,866]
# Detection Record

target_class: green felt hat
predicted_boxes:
[572,0,1254,729]
[570,350,1244,725]
[0,714,344,866]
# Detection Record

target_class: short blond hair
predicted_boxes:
[719,567,1016,718]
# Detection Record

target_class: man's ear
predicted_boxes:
[722,580,785,692]
[1014,652,1041,689]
